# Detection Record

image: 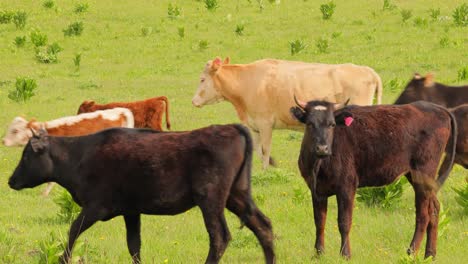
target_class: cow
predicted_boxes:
[192,57,383,169]
[8,125,275,264]
[449,104,468,168]
[77,96,171,131]
[3,108,134,196]
[395,73,468,107]
[290,99,457,260]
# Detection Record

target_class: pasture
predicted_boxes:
[0,0,467,263]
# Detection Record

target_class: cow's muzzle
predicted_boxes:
[315,145,331,157]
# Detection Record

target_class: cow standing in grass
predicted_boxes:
[8,125,275,264]
[2,108,134,196]
[290,99,457,259]
[192,57,383,169]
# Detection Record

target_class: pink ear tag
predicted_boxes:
[344,117,354,127]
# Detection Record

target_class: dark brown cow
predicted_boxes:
[450,104,468,168]
[8,125,275,264]
[395,73,468,107]
[290,99,457,260]
[77,96,171,131]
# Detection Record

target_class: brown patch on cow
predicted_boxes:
[45,114,125,136]
[424,73,435,87]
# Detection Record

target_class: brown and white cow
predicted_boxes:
[77,96,171,131]
[192,57,383,168]
[3,108,134,196]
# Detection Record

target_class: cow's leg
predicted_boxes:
[150,113,163,131]
[258,125,273,169]
[227,191,275,264]
[336,190,355,259]
[42,182,55,196]
[124,214,141,264]
[425,194,439,259]
[60,208,104,264]
[407,184,431,256]
[312,193,328,255]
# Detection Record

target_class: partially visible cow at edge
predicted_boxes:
[77,96,171,131]
[450,104,468,168]
[192,57,382,169]
[8,125,275,264]
[395,73,468,107]
[290,99,457,259]
[2,108,134,196]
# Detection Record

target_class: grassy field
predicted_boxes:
[0,0,467,263]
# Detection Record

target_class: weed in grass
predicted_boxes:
[439,36,450,48]
[292,187,310,205]
[235,24,245,36]
[331,31,342,39]
[385,77,403,93]
[204,0,219,11]
[0,10,14,24]
[43,0,55,9]
[438,203,450,237]
[398,255,433,264]
[382,0,396,11]
[37,232,63,264]
[400,9,412,23]
[178,26,185,38]
[63,21,84,36]
[74,53,81,70]
[452,179,468,213]
[254,194,265,205]
[230,229,258,248]
[30,29,48,47]
[457,66,468,81]
[168,3,181,19]
[320,1,336,20]
[286,132,302,141]
[252,168,292,187]
[78,81,101,90]
[35,42,63,63]
[413,16,428,27]
[141,26,152,37]
[428,8,440,21]
[315,37,328,53]
[289,39,307,55]
[14,36,26,47]
[54,189,81,223]
[0,228,16,263]
[13,11,27,29]
[198,40,209,50]
[452,3,468,26]
[356,178,407,209]
[8,77,36,103]
[74,2,89,13]
[256,0,265,11]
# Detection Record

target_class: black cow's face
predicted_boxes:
[291,100,353,158]
[8,131,54,190]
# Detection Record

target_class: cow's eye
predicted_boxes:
[329,123,336,128]
[200,78,205,83]
[11,129,18,134]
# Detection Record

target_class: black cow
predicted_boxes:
[8,125,275,264]
[395,73,468,107]
[290,99,457,260]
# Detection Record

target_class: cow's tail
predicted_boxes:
[160,96,171,130]
[373,69,383,104]
[436,106,458,188]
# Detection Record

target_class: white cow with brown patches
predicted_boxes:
[3,108,134,195]
[192,57,383,169]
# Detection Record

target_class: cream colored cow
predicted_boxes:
[192,57,383,168]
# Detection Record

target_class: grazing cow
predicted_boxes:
[77,96,171,131]
[192,57,382,169]
[449,104,468,168]
[290,99,457,259]
[8,125,275,264]
[3,108,134,196]
[395,73,468,107]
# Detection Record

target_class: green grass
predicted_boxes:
[0,0,467,263]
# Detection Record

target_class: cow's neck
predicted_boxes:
[213,67,248,123]
[298,135,322,191]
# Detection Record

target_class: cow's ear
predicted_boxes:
[290,107,306,123]
[424,73,434,87]
[335,111,354,127]
[31,129,49,153]
[211,57,222,71]
[223,57,230,64]
[414,73,422,80]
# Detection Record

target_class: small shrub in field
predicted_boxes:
[198,40,209,50]
[289,39,307,55]
[36,42,63,63]
[13,11,27,29]
[14,36,26,47]
[385,78,403,93]
[37,232,94,264]
[141,26,152,37]
[439,36,450,47]
[74,2,89,13]
[400,9,412,22]
[398,255,433,264]
[452,3,468,26]
[235,24,245,36]
[382,0,396,11]
[315,37,329,53]
[54,189,81,223]
[8,77,37,103]
[413,17,428,27]
[457,66,468,81]
[43,0,55,9]
[320,1,336,20]
[74,53,81,69]
[452,179,468,213]
[30,29,48,47]
[178,26,185,38]
[204,0,219,11]
[429,8,440,21]
[331,31,342,39]
[0,10,14,24]
[356,178,407,209]
[63,21,84,36]
[167,3,181,19]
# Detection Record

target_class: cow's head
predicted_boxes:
[290,97,353,157]
[8,129,54,190]
[3,117,38,146]
[192,57,230,107]
[77,100,95,114]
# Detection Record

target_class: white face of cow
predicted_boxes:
[3,117,33,147]
[192,59,226,108]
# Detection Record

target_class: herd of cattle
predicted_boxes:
[3,57,468,263]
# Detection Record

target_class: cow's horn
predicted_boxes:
[294,95,307,110]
